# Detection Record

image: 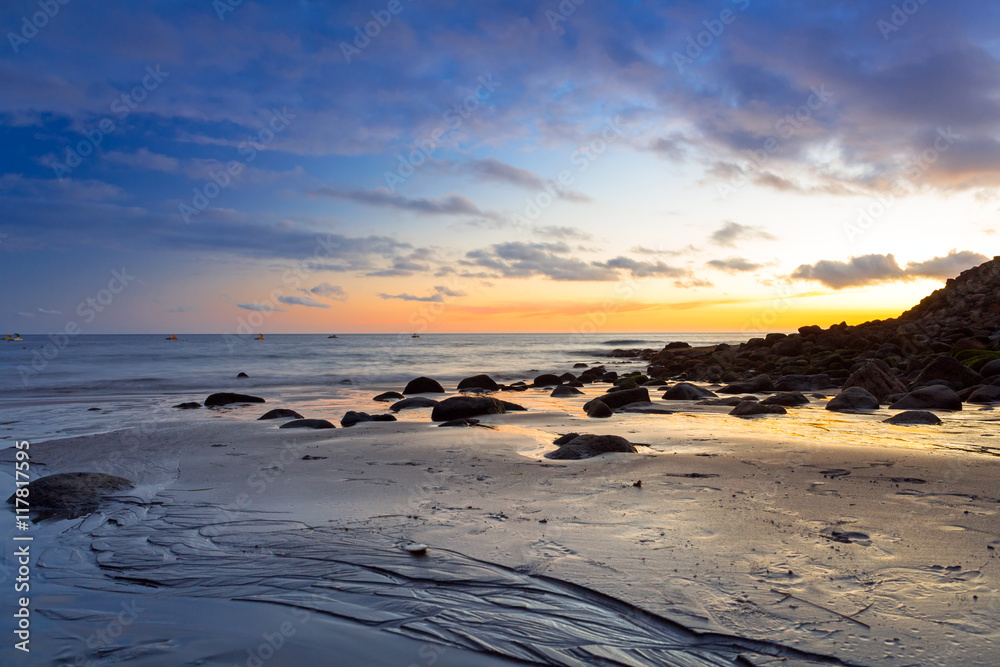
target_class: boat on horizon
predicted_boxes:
[165,335,178,340]
[254,333,266,340]
[328,335,339,338]
[411,333,420,338]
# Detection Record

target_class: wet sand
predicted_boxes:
[2,383,999,665]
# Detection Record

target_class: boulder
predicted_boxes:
[390,397,440,412]
[499,401,527,412]
[205,392,265,407]
[573,363,589,368]
[586,400,613,418]
[772,337,803,356]
[237,372,249,378]
[730,400,787,417]
[980,359,1000,378]
[279,419,336,429]
[6,472,134,512]
[457,374,500,391]
[698,397,746,406]
[553,433,580,445]
[402,377,445,394]
[438,418,480,427]
[550,385,584,397]
[662,383,717,400]
[966,385,1000,404]
[761,392,809,407]
[532,374,564,387]
[889,386,963,411]
[913,356,983,391]
[258,408,304,420]
[883,411,943,426]
[431,396,506,422]
[719,375,773,394]
[546,434,638,460]
[774,374,835,392]
[373,391,405,402]
[339,411,400,427]
[173,402,201,409]
[826,387,879,412]
[842,359,907,403]
[586,387,650,411]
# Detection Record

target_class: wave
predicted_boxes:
[599,339,655,346]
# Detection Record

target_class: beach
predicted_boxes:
[2,340,998,666]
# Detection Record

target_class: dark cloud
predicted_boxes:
[310,283,348,301]
[707,257,764,273]
[237,303,286,312]
[277,295,330,308]
[597,257,688,278]
[905,249,988,279]
[464,242,619,282]
[310,187,494,219]
[791,250,987,289]
[709,222,777,248]
[377,292,444,303]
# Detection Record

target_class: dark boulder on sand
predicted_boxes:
[237,372,249,378]
[279,419,336,429]
[174,402,201,409]
[761,392,809,407]
[980,359,1000,378]
[585,387,649,411]
[842,359,907,402]
[967,385,1000,404]
[6,472,134,511]
[884,411,943,426]
[662,383,716,400]
[373,391,405,402]
[826,387,879,412]
[774,374,836,392]
[499,400,527,412]
[258,408,304,421]
[914,356,983,391]
[390,397,440,412]
[553,433,580,445]
[586,400,613,418]
[457,374,500,391]
[550,385,584,397]
[889,386,963,411]
[431,396,506,422]
[532,373,564,387]
[205,392,265,407]
[341,411,396,427]
[719,375,773,394]
[403,377,445,394]
[730,400,787,417]
[546,434,638,460]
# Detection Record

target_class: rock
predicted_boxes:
[980,359,1000,378]
[205,392,265,407]
[457,374,500,391]
[772,337,803,356]
[339,378,353,385]
[257,408,304,420]
[573,363,589,368]
[402,377,445,394]
[719,375,773,394]
[553,433,580,445]
[532,373,564,387]
[431,396,506,422]
[842,359,907,403]
[438,418,480,427]
[499,400,527,412]
[890,386,963,411]
[913,356,983,390]
[373,392,405,402]
[237,372,249,378]
[967,385,1000,404]
[586,400,613,418]
[883,411,943,425]
[340,411,371,427]
[665,341,691,349]
[662,382,717,400]
[698,397,746,406]
[550,385,584,397]
[173,402,201,409]
[761,392,809,407]
[618,402,674,414]
[586,387,650,411]
[729,400,787,417]
[390,397,440,412]
[774,374,835,392]
[546,434,638,460]
[278,419,336,429]
[559,372,578,383]
[6,472,134,512]
[826,387,879,412]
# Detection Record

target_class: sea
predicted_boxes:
[1,333,749,442]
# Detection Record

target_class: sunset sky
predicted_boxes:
[2,0,997,334]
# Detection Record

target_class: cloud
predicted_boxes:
[311,186,495,219]
[791,250,989,289]
[104,148,181,173]
[597,256,689,278]
[709,222,777,247]
[37,308,61,315]
[168,305,200,313]
[237,303,286,312]
[466,158,592,203]
[310,283,347,301]
[706,257,764,273]
[378,292,444,302]
[464,242,619,281]
[277,295,330,308]
[434,285,465,297]
[674,278,714,289]
[905,249,988,279]
[534,225,592,240]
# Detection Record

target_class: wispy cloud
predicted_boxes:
[278,295,330,308]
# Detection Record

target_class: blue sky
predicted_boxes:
[2,0,998,333]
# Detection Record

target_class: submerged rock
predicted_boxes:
[257,408,304,421]
[278,419,336,429]
[431,396,506,422]
[205,392,265,407]
[402,377,445,394]
[390,397,440,412]
[173,402,201,409]
[6,472,134,511]
[889,386,963,411]
[546,434,638,460]
[883,411,943,426]
[826,387,879,412]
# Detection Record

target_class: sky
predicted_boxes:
[1,0,998,334]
